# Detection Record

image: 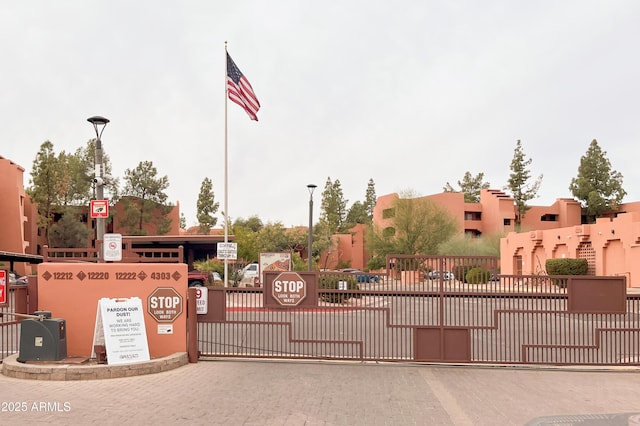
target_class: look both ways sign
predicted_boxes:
[92,297,150,365]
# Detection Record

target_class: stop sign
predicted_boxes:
[272,272,307,306]
[147,287,183,322]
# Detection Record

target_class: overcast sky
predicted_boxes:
[2,1,639,228]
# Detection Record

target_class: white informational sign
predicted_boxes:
[195,287,208,314]
[92,297,150,365]
[217,242,238,260]
[259,252,292,286]
[103,233,123,262]
[157,324,173,334]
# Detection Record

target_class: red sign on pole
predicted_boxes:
[90,200,109,218]
[0,270,7,305]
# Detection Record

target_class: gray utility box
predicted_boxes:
[18,311,67,362]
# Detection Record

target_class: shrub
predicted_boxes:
[545,258,588,275]
[452,264,477,283]
[318,274,359,303]
[367,256,386,271]
[465,267,491,284]
[545,258,588,287]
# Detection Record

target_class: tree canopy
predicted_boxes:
[196,177,219,234]
[505,140,542,228]
[368,191,458,257]
[569,139,626,221]
[319,177,348,234]
[48,208,91,248]
[443,171,490,203]
[26,140,118,244]
[119,161,172,235]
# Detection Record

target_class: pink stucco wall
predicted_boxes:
[501,212,640,287]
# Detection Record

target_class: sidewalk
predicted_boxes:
[1,359,639,425]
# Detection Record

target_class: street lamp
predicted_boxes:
[87,115,110,260]
[307,184,317,271]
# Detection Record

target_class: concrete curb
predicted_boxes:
[1,352,189,381]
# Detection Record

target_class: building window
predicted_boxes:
[383,227,395,238]
[540,214,558,222]
[464,212,481,221]
[465,229,481,237]
[382,208,395,219]
[503,218,511,226]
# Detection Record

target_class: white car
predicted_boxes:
[427,270,454,280]
[241,263,259,279]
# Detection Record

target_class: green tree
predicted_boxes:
[196,177,219,234]
[74,139,120,202]
[27,141,63,240]
[364,178,377,220]
[27,140,121,244]
[311,220,333,267]
[233,215,263,232]
[119,161,172,235]
[437,233,502,257]
[255,222,292,253]
[344,201,369,229]
[368,191,458,256]
[443,171,490,202]
[569,139,626,221]
[320,177,348,234]
[506,140,542,228]
[179,213,187,230]
[48,208,91,248]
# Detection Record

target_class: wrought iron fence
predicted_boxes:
[196,258,639,366]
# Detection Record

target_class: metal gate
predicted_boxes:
[0,285,29,362]
[196,256,640,366]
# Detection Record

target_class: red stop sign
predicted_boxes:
[147,287,183,322]
[272,272,306,306]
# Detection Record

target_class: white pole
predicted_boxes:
[224,41,229,288]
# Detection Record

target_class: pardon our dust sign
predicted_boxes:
[92,297,150,365]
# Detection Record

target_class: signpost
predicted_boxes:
[103,233,122,262]
[271,271,307,306]
[217,242,237,260]
[90,199,109,218]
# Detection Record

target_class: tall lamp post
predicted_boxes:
[307,184,317,271]
[87,116,110,260]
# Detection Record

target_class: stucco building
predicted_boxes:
[0,155,181,275]
[3,152,640,287]
[323,189,640,288]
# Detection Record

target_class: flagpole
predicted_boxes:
[223,41,229,288]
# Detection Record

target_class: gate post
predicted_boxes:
[187,287,199,363]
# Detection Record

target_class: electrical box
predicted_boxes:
[18,311,67,362]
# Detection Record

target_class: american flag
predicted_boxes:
[226,53,260,121]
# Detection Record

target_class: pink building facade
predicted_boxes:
[501,209,640,287]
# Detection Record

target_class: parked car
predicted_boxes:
[427,270,454,280]
[230,263,260,286]
[242,263,259,279]
[210,271,223,284]
[9,271,28,285]
[339,268,380,283]
[187,270,208,287]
